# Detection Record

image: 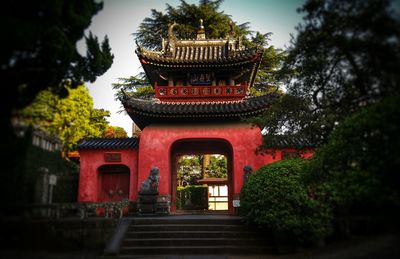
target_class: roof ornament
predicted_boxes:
[197,19,206,40]
[199,19,204,30]
[120,88,128,100]
[168,21,177,40]
[166,22,177,56]
[135,40,143,52]
[229,21,235,38]
[161,35,166,53]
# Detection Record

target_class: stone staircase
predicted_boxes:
[104,215,274,257]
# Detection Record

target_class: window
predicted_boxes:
[208,185,228,210]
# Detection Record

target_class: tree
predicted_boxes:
[177,155,202,186]
[248,33,287,96]
[308,95,400,219]
[103,126,128,138]
[1,0,113,132]
[22,84,110,153]
[205,155,227,178]
[112,74,154,101]
[135,0,251,50]
[2,0,114,191]
[240,159,333,245]
[280,0,400,139]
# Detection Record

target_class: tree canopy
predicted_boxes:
[276,0,400,140]
[117,0,285,98]
[104,126,128,138]
[177,154,227,186]
[1,0,114,185]
[135,0,250,49]
[22,84,111,153]
[2,0,114,130]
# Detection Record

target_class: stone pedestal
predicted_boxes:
[137,193,158,214]
[137,194,171,215]
[155,195,171,215]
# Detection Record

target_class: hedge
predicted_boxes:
[240,159,332,245]
[176,185,208,210]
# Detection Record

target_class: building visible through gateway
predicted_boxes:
[77,20,313,215]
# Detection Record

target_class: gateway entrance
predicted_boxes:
[170,139,233,213]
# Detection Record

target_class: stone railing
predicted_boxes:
[10,199,131,219]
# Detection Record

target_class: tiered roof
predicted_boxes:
[136,20,263,88]
[122,93,279,129]
[123,20,271,129]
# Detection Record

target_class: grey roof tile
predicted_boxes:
[77,137,139,150]
[262,134,316,149]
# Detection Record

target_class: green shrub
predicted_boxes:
[176,185,208,210]
[308,95,400,217]
[240,159,332,245]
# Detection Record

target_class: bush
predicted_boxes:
[308,95,400,219]
[176,185,208,210]
[240,159,332,245]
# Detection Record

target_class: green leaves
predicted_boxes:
[281,0,400,140]
[77,33,114,83]
[240,159,333,245]
[205,155,227,178]
[309,95,400,213]
[2,0,113,127]
[135,0,267,51]
[21,84,110,153]
[112,74,154,101]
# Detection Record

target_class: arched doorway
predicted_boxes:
[98,164,130,202]
[170,138,233,213]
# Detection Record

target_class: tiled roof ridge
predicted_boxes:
[77,137,139,150]
[262,134,316,149]
[137,46,262,63]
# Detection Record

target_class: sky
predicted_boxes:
[81,0,306,136]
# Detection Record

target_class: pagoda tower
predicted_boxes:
[121,20,278,214]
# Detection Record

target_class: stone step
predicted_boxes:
[130,217,243,226]
[119,245,275,255]
[125,230,267,239]
[128,224,247,232]
[122,237,269,247]
[104,216,275,257]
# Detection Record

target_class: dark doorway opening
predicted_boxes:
[170,139,233,214]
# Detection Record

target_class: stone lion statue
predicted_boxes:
[139,167,160,195]
[243,165,253,184]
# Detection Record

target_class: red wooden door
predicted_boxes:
[99,172,129,202]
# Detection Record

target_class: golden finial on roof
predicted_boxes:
[197,19,206,40]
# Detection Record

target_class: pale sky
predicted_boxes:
[81,0,305,136]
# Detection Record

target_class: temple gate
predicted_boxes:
[78,20,313,215]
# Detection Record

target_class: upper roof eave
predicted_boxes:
[136,47,263,65]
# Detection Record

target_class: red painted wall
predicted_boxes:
[137,123,272,214]
[260,148,314,161]
[78,149,138,202]
[77,126,314,215]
